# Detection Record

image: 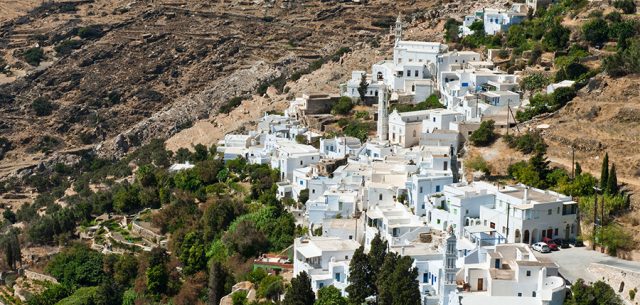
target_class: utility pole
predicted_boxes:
[571,144,575,179]
[505,202,510,243]
[593,194,597,251]
[506,99,510,137]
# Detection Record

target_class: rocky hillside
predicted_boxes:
[1,0,455,180]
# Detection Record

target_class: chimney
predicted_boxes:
[523,187,529,203]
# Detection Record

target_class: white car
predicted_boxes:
[532,242,551,253]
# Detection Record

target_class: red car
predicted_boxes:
[542,237,559,251]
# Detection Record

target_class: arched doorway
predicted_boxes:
[515,229,521,243]
[523,230,530,244]
[531,229,538,243]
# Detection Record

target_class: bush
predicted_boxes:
[469,120,496,147]
[520,73,549,92]
[466,155,491,176]
[23,47,44,66]
[77,25,104,39]
[603,38,640,77]
[582,18,609,46]
[613,0,636,14]
[503,131,547,154]
[54,40,83,55]
[32,97,55,116]
[331,97,354,115]
[219,96,246,114]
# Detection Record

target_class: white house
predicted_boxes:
[293,237,360,295]
[460,6,527,37]
[436,182,579,245]
[450,244,566,305]
[272,141,321,182]
[307,188,358,227]
[388,109,432,148]
[320,137,362,159]
[406,171,455,218]
[546,80,575,94]
[343,17,447,103]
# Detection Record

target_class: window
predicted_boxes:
[300,160,303,165]
[437,219,441,224]
[432,117,436,122]
[548,209,552,215]
[415,70,419,77]
[349,235,353,240]
[554,228,558,236]
[465,209,469,215]
[319,283,324,288]
[532,291,536,297]
[526,270,531,276]
[557,207,560,214]
[379,194,383,201]
[299,180,304,185]
[436,185,441,192]
[335,273,341,281]
[407,70,411,76]
[517,293,522,297]
[419,186,423,193]
[312,189,316,194]
[345,255,349,260]
[413,130,417,137]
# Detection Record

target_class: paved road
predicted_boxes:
[543,246,640,283]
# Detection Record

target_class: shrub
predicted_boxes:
[77,25,104,39]
[32,97,55,116]
[466,155,491,176]
[469,120,496,147]
[520,73,549,92]
[219,96,246,114]
[613,0,636,14]
[331,97,354,115]
[23,47,44,66]
[503,131,547,154]
[582,18,609,46]
[54,40,83,55]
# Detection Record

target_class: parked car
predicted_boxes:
[532,242,551,253]
[554,238,570,249]
[543,237,559,251]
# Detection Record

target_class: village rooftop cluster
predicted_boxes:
[203,2,581,304]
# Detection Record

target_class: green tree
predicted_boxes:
[283,271,315,305]
[582,18,609,46]
[346,246,373,304]
[357,73,369,103]
[369,233,388,294]
[315,286,348,305]
[469,120,496,147]
[613,0,636,14]
[46,244,105,287]
[113,254,138,287]
[146,248,169,296]
[575,162,582,176]
[543,22,570,50]
[298,189,309,205]
[223,219,269,258]
[193,143,209,161]
[565,278,622,305]
[607,163,618,194]
[444,18,461,43]
[32,97,55,116]
[600,153,609,190]
[208,261,229,305]
[1,230,21,270]
[376,253,420,305]
[3,209,17,224]
[136,164,157,187]
[23,47,44,66]
[175,148,192,163]
[179,232,206,275]
[257,274,285,302]
[332,97,354,115]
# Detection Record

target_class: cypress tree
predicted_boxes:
[283,271,315,305]
[376,253,421,305]
[575,162,582,176]
[600,153,609,190]
[208,261,227,305]
[346,246,373,304]
[368,233,388,294]
[607,164,618,194]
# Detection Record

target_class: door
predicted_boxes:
[547,229,553,238]
[477,278,484,291]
